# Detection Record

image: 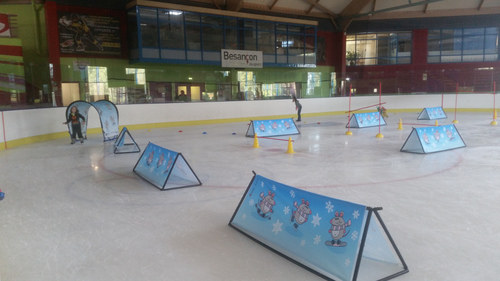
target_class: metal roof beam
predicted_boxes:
[306,0,320,14]
[269,0,279,10]
[342,0,443,19]
[301,0,338,18]
[340,0,373,17]
[478,0,485,10]
[226,0,243,12]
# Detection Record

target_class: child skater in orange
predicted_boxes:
[378,105,388,118]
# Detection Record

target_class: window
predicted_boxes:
[129,6,317,66]
[87,66,109,100]
[346,32,412,66]
[243,19,256,51]
[185,12,201,50]
[307,72,321,95]
[159,10,185,49]
[139,8,158,48]
[125,68,146,85]
[257,21,275,54]
[201,15,224,52]
[428,27,499,63]
[237,71,257,100]
[261,82,296,98]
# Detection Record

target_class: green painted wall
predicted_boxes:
[59,56,335,100]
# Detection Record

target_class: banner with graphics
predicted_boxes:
[58,12,122,56]
[246,118,300,137]
[65,100,119,142]
[133,142,202,190]
[91,100,119,141]
[401,124,466,154]
[346,112,386,128]
[230,174,408,281]
[417,107,447,120]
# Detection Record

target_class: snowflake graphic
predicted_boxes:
[311,213,322,227]
[352,209,360,219]
[325,201,334,213]
[272,220,283,235]
[351,230,358,241]
[300,240,306,247]
[283,206,290,215]
[290,190,295,198]
[242,213,247,219]
[313,235,321,245]
[345,258,351,267]
[249,199,255,206]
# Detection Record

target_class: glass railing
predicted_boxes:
[1,62,498,110]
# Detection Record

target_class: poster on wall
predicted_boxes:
[0,14,11,37]
[58,12,122,56]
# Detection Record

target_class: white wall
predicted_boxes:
[0,94,494,144]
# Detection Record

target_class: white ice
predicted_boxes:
[0,112,499,281]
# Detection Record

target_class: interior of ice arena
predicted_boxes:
[2,0,500,280]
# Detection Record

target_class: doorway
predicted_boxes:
[175,83,204,102]
[61,82,80,106]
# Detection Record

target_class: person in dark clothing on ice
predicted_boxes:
[292,95,302,122]
[63,106,86,144]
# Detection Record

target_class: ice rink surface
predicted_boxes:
[1,112,499,281]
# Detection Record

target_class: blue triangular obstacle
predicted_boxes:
[401,124,466,154]
[229,173,408,281]
[246,118,300,137]
[114,127,140,154]
[417,107,447,120]
[346,112,386,128]
[133,142,202,190]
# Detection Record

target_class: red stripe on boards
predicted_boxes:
[0,45,23,56]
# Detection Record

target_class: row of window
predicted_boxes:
[52,66,331,107]
[128,6,317,66]
[346,32,412,66]
[428,27,499,63]
[347,27,500,65]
